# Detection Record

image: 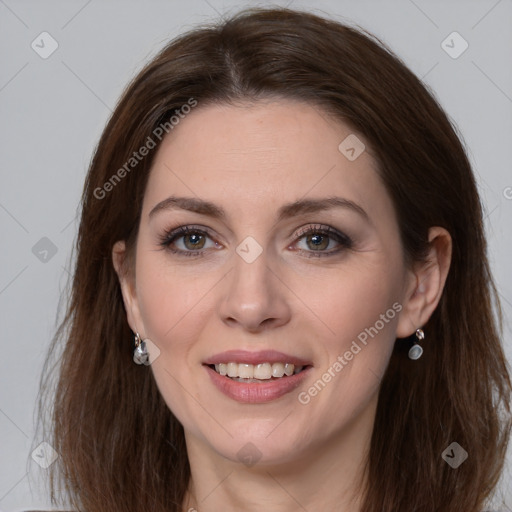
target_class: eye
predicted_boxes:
[158,223,353,259]
[292,224,353,258]
[159,225,221,257]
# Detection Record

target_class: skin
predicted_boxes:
[113,99,452,512]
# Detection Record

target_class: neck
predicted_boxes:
[182,395,376,512]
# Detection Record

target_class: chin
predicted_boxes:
[201,420,310,467]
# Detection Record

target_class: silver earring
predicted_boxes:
[133,332,150,365]
[408,328,424,360]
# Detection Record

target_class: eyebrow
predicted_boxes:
[148,195,370,223]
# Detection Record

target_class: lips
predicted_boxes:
[203,350,313,403]
[204,364,311,403]
[203,349,312,367]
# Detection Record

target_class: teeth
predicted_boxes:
[284,363,294,376]
[254,363,272,379]
[227,362,238,377]
[213,362,305,379]
[239,364,253,379]
[272,362,285,378]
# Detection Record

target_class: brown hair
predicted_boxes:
[37,7,511,511]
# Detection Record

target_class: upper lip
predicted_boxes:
[203,349,313,366]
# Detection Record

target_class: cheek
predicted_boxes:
[295,256,402,349]
[295,261,401,405]
[137,279,206,433]
[301,273,400,426]
[135,247,216,343]
[134,250,217,427]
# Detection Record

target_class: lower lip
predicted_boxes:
[204,365,311,403]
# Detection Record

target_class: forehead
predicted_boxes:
[142,99,392,226]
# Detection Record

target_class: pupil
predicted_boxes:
[185,234,204,249]
[308,234,327,250]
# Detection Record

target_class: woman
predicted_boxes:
[37,7,511,512]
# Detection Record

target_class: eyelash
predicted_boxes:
[293,224,353,258]
[158,224,353,259]
[158,225,218,258]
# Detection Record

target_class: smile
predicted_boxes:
[203,365,312,403]
[212,362,305,381]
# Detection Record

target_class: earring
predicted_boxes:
[408,328,424,360]
[133,332,150,365]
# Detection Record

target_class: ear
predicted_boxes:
[396,226,452,338]
[112,240,145,336]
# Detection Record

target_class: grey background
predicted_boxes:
[1,0,511,510]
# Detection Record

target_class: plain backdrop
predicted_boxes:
[1,0,511,510]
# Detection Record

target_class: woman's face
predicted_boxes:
[119,99,417,466]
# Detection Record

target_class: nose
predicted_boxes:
[218,249,292,333]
